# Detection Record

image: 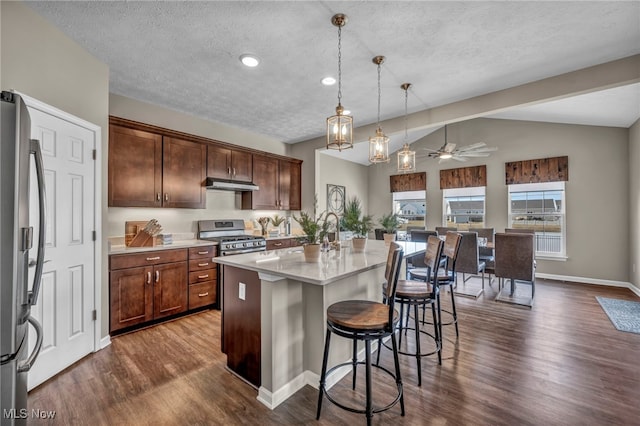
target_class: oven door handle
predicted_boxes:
[222,247,266,256]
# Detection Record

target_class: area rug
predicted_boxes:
[595,297,640,334]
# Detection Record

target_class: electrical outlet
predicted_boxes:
[239,282,246,300]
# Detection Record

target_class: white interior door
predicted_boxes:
[26,104,98,390]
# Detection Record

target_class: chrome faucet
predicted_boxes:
[324,212,341,245]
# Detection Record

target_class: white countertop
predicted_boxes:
[212,240,427,285]
[109,239,217,255]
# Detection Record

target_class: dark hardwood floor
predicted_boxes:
[28,278,640,425]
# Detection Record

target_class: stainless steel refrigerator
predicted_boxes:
[1,92,46,425]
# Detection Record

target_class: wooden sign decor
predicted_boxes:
[505,155,568,184]
[389,172,426,192]
[439,165,487,189]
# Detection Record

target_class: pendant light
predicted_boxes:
[397,83,416,173]
[368,56,390,163]
[326,14,353,151]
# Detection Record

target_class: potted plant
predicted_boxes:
[271,214,286,236]
[293,205,330,263]
[379,212,401,245]
[340,197,373,252]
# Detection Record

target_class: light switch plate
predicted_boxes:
[239,282,246,300]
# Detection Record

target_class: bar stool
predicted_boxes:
[317,243,404,426]
[409,232,462,337]
[378,236,444,386]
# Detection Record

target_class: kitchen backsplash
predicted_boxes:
[107,190,301,238]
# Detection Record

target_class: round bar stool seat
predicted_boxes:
[317,243,405,426]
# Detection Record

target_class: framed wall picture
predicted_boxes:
[327,184,346,215]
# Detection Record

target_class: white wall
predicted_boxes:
[629,118,640,293]
[1,1,111,337]
[316,152,369,215]
[367,118,630,283]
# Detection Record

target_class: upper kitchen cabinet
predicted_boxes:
[109,119,206,208]
[242,155,301,211]
[207,145,252,182]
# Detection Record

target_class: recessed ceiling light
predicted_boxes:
[321,76,336,86]
[240,54,260,67]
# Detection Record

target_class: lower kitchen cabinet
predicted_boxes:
[188,245,218,309]
[109,248,189,333]
[265,237,302,251]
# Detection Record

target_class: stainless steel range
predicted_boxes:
[198,219,266,256]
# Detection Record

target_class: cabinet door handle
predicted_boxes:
[198,274,209,279]
[156,193,161,202]
[197,250,209,255]
[228,167,231,175]
[198,292,209,297]
[146,256,160,261]
[198,262,209,267]
[164,193,169,202]
[273,242,283,247]
[146,271,151,284]
[233,167,236,176]
[155,270,160,283]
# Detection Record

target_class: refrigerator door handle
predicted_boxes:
[28,138,47,306]
[17,315,43,373]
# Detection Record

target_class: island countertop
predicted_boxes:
[212,240,426,285]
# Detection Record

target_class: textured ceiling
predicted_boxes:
[27,1,640,154]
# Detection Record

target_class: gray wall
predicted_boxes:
[629,118,640,292]
[367,118,630,283]
[1,1,111,338]
[317,153,369,217]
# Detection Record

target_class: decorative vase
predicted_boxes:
[351,237,367,253]
[303,243,322,262]
[383,233,396,245]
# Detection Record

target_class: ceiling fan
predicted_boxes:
[424,125,497,163]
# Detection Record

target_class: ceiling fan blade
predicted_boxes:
[456,152,492,157]
[451,156,468,162]
[455,142,486,152]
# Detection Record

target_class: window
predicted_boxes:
[393,190,426,231]
[508,182,566,258]
[442,187,485,231]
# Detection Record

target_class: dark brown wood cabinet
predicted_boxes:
[207,145,252,182]
[242,156,302,211]
[108,123,206,209]
[109,249,188,333]
[265,237,302,250]
[187,246,218,310]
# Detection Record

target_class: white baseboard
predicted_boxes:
[536,273,630,288]
[99,335,111,350]
[257,339,382,410]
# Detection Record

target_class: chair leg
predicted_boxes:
[437,293,443,349]
[375,337,382,365]
[414,303,422,387]
[398,303,405,347]
[390,332,405,416]
[432,300,441,365]
[316,328,332,420]
[450,287,459,337]
[365,340,373,426]
[352,339,358,390]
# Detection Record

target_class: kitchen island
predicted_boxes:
[212,240,425,409]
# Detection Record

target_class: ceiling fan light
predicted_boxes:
[439,152,453,159]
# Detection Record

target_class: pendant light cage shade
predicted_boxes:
[369,128,390,163]
[397,144,416,172]
[397,83,416,172]
[369,55,390,163]
[327,106,354,151]
[326,14,353,151]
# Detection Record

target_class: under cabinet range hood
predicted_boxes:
[205,177,259,192]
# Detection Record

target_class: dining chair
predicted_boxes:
[374,228,385,240]
[453,232,486,298]
[378,236,444,386]
[317,242,405,425]
[476,227,495,281]
[494,233,535,307]
[435,226,457,236]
